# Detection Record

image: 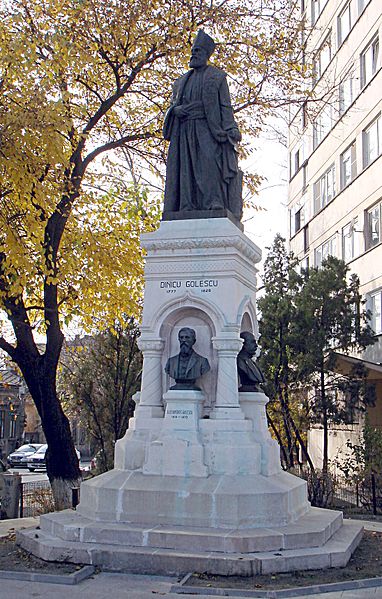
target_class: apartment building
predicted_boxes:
[287,0,382,466]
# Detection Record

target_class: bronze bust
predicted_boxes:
[165,327,210,390]
[237,331,265,392]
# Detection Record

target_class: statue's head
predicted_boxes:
[190,30,216,69]
[178,327,196,355]
[240,331,258,357]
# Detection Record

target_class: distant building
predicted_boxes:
[0,367,43,459]
[288,1,382,468]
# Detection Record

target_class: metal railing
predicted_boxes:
[19,480,53,517]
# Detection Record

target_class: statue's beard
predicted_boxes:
[180,343,192,356]
[189,56,206,68]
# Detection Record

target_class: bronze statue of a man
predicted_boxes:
[237,331,265,392]
[165,327,210,390]
[162,30,243,221]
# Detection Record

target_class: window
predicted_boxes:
[313,33,332,82]
[315,235,337,267]
[295,209,302,233]
[366,202,381,249]
[360,35,379,88]
[311,0,328,23]
[358,0,371,15]
[300,256,309,271]
[313,164,335,213]
[363,115,381,167]
[313,105,333,148]
[9,415,17,438]
[340,142,356,189]
[338,1,353,45]
[294,149,301,173]
[302,163,308,192]
[339,73,354,114]
[290,204,304,236]
[342,222,355,262]
[304,225,310,252]
[369,289,382,334]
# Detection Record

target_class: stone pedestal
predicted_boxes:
[143,390,208,477]
[17,218,363,575]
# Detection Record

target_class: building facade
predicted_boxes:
[288,0,382,467]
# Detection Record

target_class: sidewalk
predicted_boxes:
[0,515,38,538]
[0,517,381,599]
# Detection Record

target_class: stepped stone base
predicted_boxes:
[17,511,363,576]
[75,469,309,529]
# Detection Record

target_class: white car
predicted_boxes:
[7,444,43,468]
[27,444,81,471]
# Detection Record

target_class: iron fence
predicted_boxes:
[19,480,54,517]
[291,465,382,514]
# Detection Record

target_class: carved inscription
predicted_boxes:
[160,279,219,293]
[167,408,193,420]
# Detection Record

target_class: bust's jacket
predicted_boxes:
[165,350,210,380]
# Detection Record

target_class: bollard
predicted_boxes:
[72,487,80,509]
[0,472,22,519]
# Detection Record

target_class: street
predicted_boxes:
[8,462,92,483]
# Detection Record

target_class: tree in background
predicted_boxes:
[294,257,376,473]
[60,320,142,473]
[259,238,375,478]
[258,235,312,470]
[0,0,309,507]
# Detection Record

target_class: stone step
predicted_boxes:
[39,507,342,554]
[17,519,362,577]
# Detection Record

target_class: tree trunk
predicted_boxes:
[287,413,315,472]
[18,357,82,510]
[320,367,329,474]
[267,410,289,469]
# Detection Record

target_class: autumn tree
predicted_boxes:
[0,0,307,507]
[60,320,142,473]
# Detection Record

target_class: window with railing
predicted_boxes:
[313,164,335,214]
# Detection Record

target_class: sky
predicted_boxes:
[242,132,289,285]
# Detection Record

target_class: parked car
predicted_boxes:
[7,443,43,468]
[27,444,81,471]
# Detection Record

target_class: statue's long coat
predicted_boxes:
[163,65,242,217]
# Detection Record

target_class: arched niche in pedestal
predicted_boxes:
[158,298,222,416]
[237,295,258,338]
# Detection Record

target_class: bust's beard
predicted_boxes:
[180,344,192,356]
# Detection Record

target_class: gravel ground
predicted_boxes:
[188,530,382,591]
[0,532,83,575]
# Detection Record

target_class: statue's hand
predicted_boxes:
[228,128,242,143]
[215,130,228,142]
[173,105,189,118]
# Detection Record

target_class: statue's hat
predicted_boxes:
[192,29,216,58]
